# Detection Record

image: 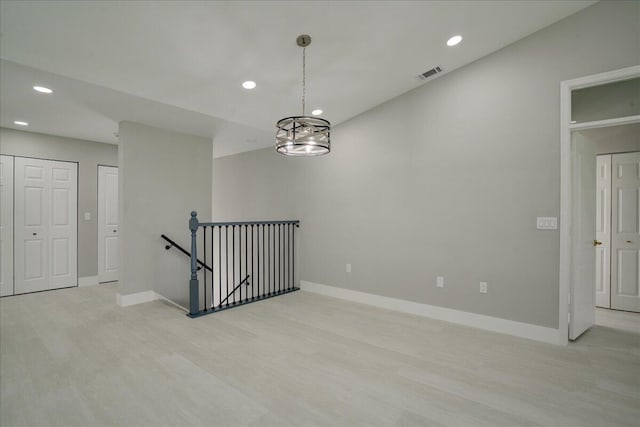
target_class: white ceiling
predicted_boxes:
[0,0,596,157]
[0,59,271,157]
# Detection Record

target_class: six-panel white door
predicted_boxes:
[0,155,14,297]
[98,166,119,283]
[611,152,640,313]
[14,157,77,294]
[595,155,611,308]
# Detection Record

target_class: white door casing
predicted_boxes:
[610,152,640,313]
[595,155,611,308]
[0,155,14,297]
[559,66,640,345]
[14,157,77,294]
[569,132,596,340]
[98,166,118,283]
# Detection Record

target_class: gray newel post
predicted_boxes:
[188,211,199,316]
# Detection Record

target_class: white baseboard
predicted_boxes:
[116,290,188,312]
[78,275,99,287]
[300,281,564,346]
[116,290,158,307]
[154,292,189,312]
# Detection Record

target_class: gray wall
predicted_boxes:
[212,148,297,221]
[118,122,212,307]
[0,127,117,278]
[213,1,639,329]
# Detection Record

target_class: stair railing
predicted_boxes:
[186,211,300,317]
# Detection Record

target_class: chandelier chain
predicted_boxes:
[302,46,306,116]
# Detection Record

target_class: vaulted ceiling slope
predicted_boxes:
[0,0,595,157]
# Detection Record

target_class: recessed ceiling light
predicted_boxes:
[242,81,256,89]
[14,120,29,126]
[311,109,323,116]
[446,35,463,47]
[33,86,53,94]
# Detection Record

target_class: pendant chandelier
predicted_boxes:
[276,34,331,156]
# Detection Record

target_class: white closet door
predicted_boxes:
[595,155,611,308]
[611,152,640,313]
[49,161,78,289]
[15,157,77,294]
[0,155,14,297]
[98,166,118,283]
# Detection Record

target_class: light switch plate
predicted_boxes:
[346,264,352,273]
[536,217,557,230]
[436,276,444,288]
[479,282,488,294]
[84,212,91,221]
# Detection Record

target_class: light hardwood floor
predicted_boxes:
[596,307,640,334]
[1,284,638,427]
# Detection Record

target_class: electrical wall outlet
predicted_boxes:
[436,276,444,288]
[346,264,352,273]
[479,282,488,294]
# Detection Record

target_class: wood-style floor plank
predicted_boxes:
[1,284,638,426]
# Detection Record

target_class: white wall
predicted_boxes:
[118,122,212,307]
[213,1,639,329]
[0,127,117,279]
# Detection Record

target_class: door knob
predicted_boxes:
[113,230,117,233]
[32,232,37,236]
[593,240,603,246]
[626,240,633,243]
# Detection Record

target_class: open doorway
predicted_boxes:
[559,66,640,343]
[584,125,640,312]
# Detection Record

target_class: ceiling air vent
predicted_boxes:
[416,66,443,81]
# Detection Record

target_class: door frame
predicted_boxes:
[0,155,15,297]
[559,65,640,344]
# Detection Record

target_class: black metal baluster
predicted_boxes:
[239,225,243,303]
[218,226,221,310]
[272,224,275,295]
[232,225,236,305]
[272,223,276,295]
[258,225,260,298]
[271,224,276,295]
[210,226,214,309]
[268,224,270,296]
[279,224,282,293]
[203,226,207,311]
[260,224,266,295]
[286,223,290,290]
[292,223,296,289]
[251,225,254,300]
[274,223,276,294]
[245,225,248,302]
[226,226,229,307]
